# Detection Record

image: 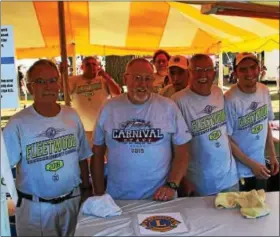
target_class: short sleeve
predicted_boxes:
[266,89,274,121]
[171,104,192,145]
[224,98,235,136]
[92,103,107,146]
[2,118,22,167]
[75,113,93,160]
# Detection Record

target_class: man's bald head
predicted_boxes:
[189,54,214,69]
[125,58,154,74]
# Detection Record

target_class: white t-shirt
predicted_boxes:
[69,75,111,131]
[172,86,238,196]
[3,105,92,199]
[224,83,274,178]
[1,130,18,203]
[92,93,192,200]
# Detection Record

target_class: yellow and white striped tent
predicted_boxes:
[1,1,279,59]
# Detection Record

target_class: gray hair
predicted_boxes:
[26,59,60,84]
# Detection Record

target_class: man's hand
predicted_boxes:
[97,68,110,79]
[153,185,176,202]
[181,178,195,196]
[269,156,279,176]
[250,161,271,179]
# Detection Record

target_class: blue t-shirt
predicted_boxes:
[92,93,192,200]
[3,105,92,199]
[172,86,238,196]
[224,83,274,178]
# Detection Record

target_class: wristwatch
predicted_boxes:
[79,184,92,190]
[166,181,179,191]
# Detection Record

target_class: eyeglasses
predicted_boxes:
[155,59,167,64]
[190,67,216,73]
[126,74,154,83]
[32,77,58,85]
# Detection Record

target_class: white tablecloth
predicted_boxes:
[75,192,279,236]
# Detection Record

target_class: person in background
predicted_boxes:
[260,59,267,81]
[69,67,74,76]
[17,65,28,107]
[160,55,189,98]
[172,54,238,197]
[223,64,230,82]
[69,56,121,142]
[225,53,279,192]
[3,59,92,236]
[152,49,171,93]
[91,58,192,201]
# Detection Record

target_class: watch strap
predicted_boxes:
[166,181,179,190]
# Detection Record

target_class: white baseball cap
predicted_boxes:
[168,55,188,70]
[235,53,259,66]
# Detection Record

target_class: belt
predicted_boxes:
[17,189,78,205]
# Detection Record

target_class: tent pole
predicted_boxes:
[217,42,223,90]
[218,52,224,90]
[72,43,77,76]
[58,1,71,106]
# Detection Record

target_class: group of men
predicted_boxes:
[3,52,279,236]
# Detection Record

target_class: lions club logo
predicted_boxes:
[140,215,181,232]
[36,127,65,139]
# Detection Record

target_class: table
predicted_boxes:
[75,192,279,236]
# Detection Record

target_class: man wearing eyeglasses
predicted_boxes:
[69,56,121,142]
[160,55,189,98]
[225,53,279,192]
[172,54,238,197]
[3,60,92,236]
[91,58,192,201]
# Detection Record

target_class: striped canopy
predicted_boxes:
[1,1,279,59]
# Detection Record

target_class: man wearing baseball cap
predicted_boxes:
[225,52,279,192]
[160,55,189,98]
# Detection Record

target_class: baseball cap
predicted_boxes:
[168,55,188,70]
[235,53,259,67]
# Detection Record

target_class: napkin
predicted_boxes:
[215,189,270,218]
[81,193,122,218]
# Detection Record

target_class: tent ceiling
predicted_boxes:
[1,1,279,58]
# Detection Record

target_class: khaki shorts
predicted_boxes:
[16,188,81,236]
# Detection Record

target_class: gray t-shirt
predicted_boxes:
[224,83,274,178]
[3,105,92,199]
[92,93,192,200]
[172,86,238,196]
